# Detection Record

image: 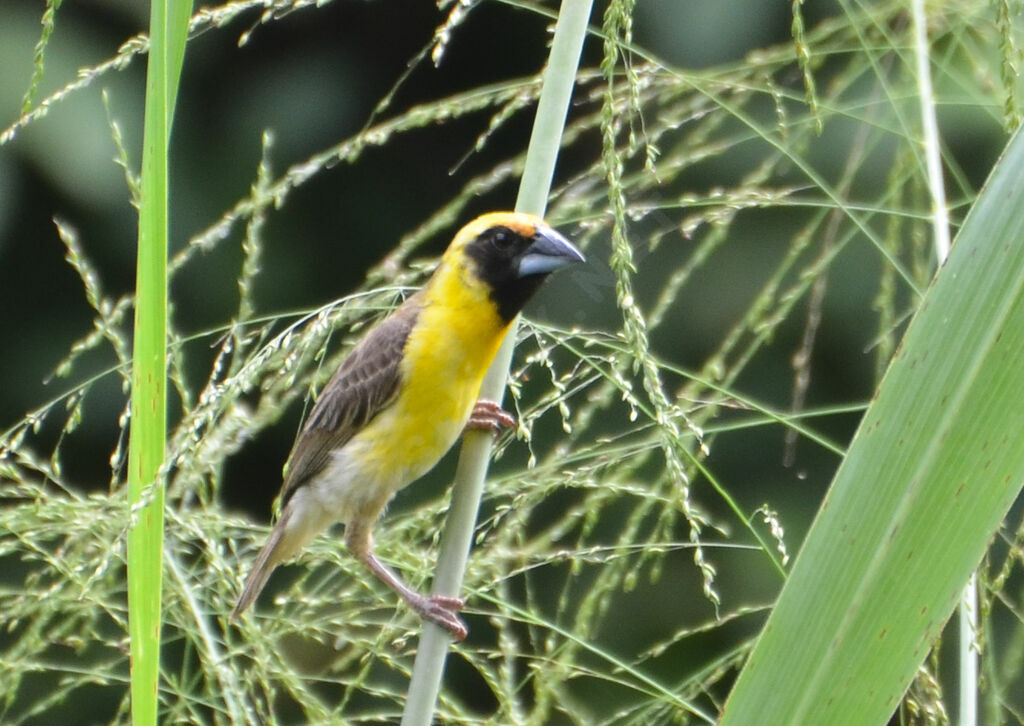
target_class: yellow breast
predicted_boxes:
[355,256,510,493]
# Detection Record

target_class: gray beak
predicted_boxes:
[517,225,585,277]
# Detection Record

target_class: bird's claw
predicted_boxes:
[466,399,515,436]
[412,594,467,641]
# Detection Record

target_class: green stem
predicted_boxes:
[127,3,191,725]
[400,2,593,724]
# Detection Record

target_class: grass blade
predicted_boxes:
[720,127,1024,725]
[127,3,192,725]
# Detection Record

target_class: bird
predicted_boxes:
[231,211,584,640]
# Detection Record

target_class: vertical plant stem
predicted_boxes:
[959,571,979,724]
[911,0,950,263]
[127,3,191,724]
[911,1,967,722]
[400,2,593,724]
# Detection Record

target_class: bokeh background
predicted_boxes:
[0,0,866,527]
[0,0,1015,723]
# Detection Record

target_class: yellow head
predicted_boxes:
[439,211,584,322]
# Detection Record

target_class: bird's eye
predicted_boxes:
[492,229,514,249]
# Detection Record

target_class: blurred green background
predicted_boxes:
[0,0,889,520]
[0,0,1015,723]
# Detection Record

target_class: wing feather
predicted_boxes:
[279,294,422,503]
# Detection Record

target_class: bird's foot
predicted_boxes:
[466,399,515,436]
[354,541,470,641]
[409,593,467,641]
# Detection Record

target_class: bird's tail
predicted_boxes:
[231,516,290,620]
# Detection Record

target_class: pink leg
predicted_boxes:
[466,399,515,435]
[347,522,467,641]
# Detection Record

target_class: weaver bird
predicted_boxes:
[232,212,584,639]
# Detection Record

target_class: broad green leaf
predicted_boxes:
[720,127,1024,725]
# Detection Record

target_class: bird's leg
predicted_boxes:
[345,522,467,641]
[466,398,515,435]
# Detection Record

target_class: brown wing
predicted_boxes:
[279,293,423,504]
